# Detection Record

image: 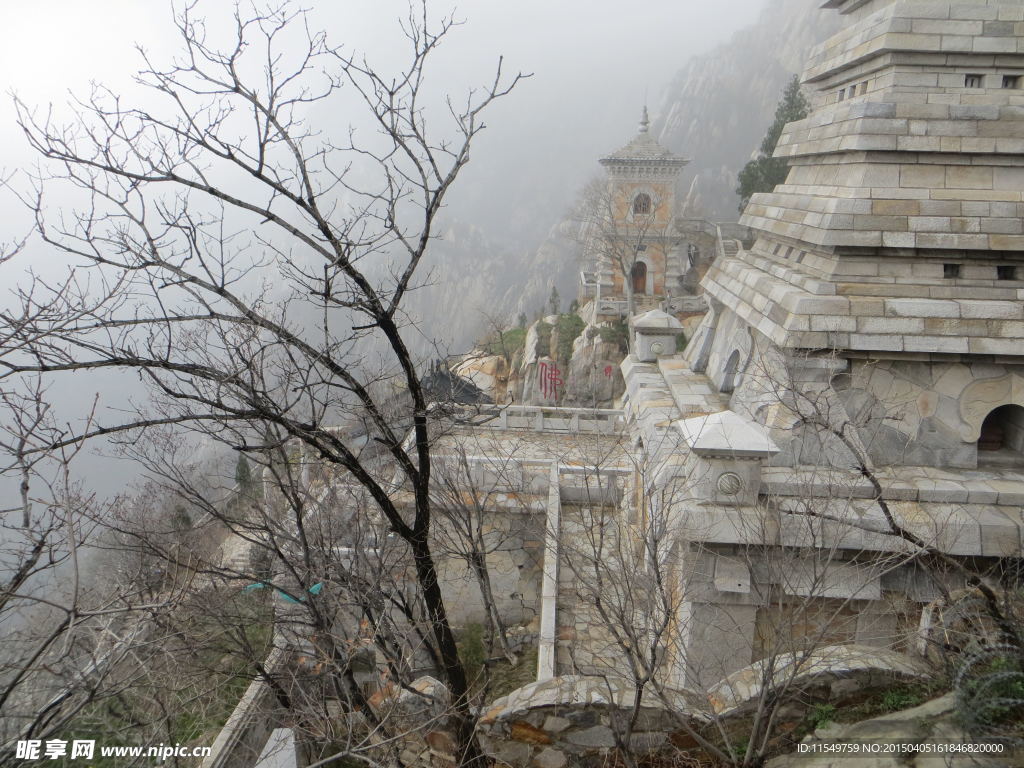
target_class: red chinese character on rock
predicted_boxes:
[539,361,563,400]
[603,365,613,378]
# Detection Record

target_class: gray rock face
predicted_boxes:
[541,716,571,735]
[564,725,616,749]
[655,0,840,220]
[532,748,568,768]
[563,331,624,406]
[492,740,533,766]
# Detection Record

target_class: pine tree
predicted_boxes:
[548,286,561,317]
[736,75,810,212]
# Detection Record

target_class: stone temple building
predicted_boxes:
[480,0,1024,692]
[577,109,749,325]
[206,2,1024,764]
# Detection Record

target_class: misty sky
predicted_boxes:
[0,1,769,243]
[0,0,770,496]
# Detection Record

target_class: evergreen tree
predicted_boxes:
[736,75,810,212]
[548,286,561,316]
[516,312,527,329]
[235,453,253,492]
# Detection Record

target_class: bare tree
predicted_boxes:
[1,1,526,764]
[0,238,177,757]
[0,379,188,762]
[89,433,435,766]
[557,451,917,768]
[573,177,678,319]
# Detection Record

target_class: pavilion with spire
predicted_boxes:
[578,107,693,319]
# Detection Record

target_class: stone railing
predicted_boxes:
[662,295,708,315]
[432,455,548,495]
[470,405,625,434]
[715,223,728,262]
[676,217,720,239]
[716,222,752,244]
[201,647,290,768]
[594,298,628,317]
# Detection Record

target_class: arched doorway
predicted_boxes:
[631,261,648,295]
[978,404,1024,465]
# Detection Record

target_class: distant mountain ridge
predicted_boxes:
[412,0,840,352]
[654,0,840,219]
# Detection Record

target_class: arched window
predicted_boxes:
[633,193,652,216]
[978,404,1024,465]
[631,261,648,295]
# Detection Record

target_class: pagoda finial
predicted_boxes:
[639,105,650,134]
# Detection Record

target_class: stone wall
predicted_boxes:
[687,303,1024,472]
[838,358,1024,469]
[677,546,923,689]
[767,694,1024,768]
[474,648,931,768]
[201,648,293,768]
[435,510,545,631]
[477,676,707,768]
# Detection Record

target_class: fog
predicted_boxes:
[0,0,768,258]
[0,0,770,498]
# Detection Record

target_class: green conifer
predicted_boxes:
[736,75,810,212]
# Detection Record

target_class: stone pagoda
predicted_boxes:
[691,0,1024,470]
[634,0,1024,686]
[579,108,691,318]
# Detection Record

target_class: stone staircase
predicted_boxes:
[219,535,256,578]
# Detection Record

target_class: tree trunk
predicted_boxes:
[470,550,515,662]
[410,536,485,767]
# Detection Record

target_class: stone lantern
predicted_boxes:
[675,410,779,506]
[631,309,686,363]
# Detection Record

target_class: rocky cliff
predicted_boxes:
[654,0,840,220]
[409,0,840,353]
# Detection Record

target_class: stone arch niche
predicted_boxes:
[631,260,649,295]
[958,373,1024,466]
[720,349,741,394]
[977,404,1024,465]
[958,373,1024,442]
